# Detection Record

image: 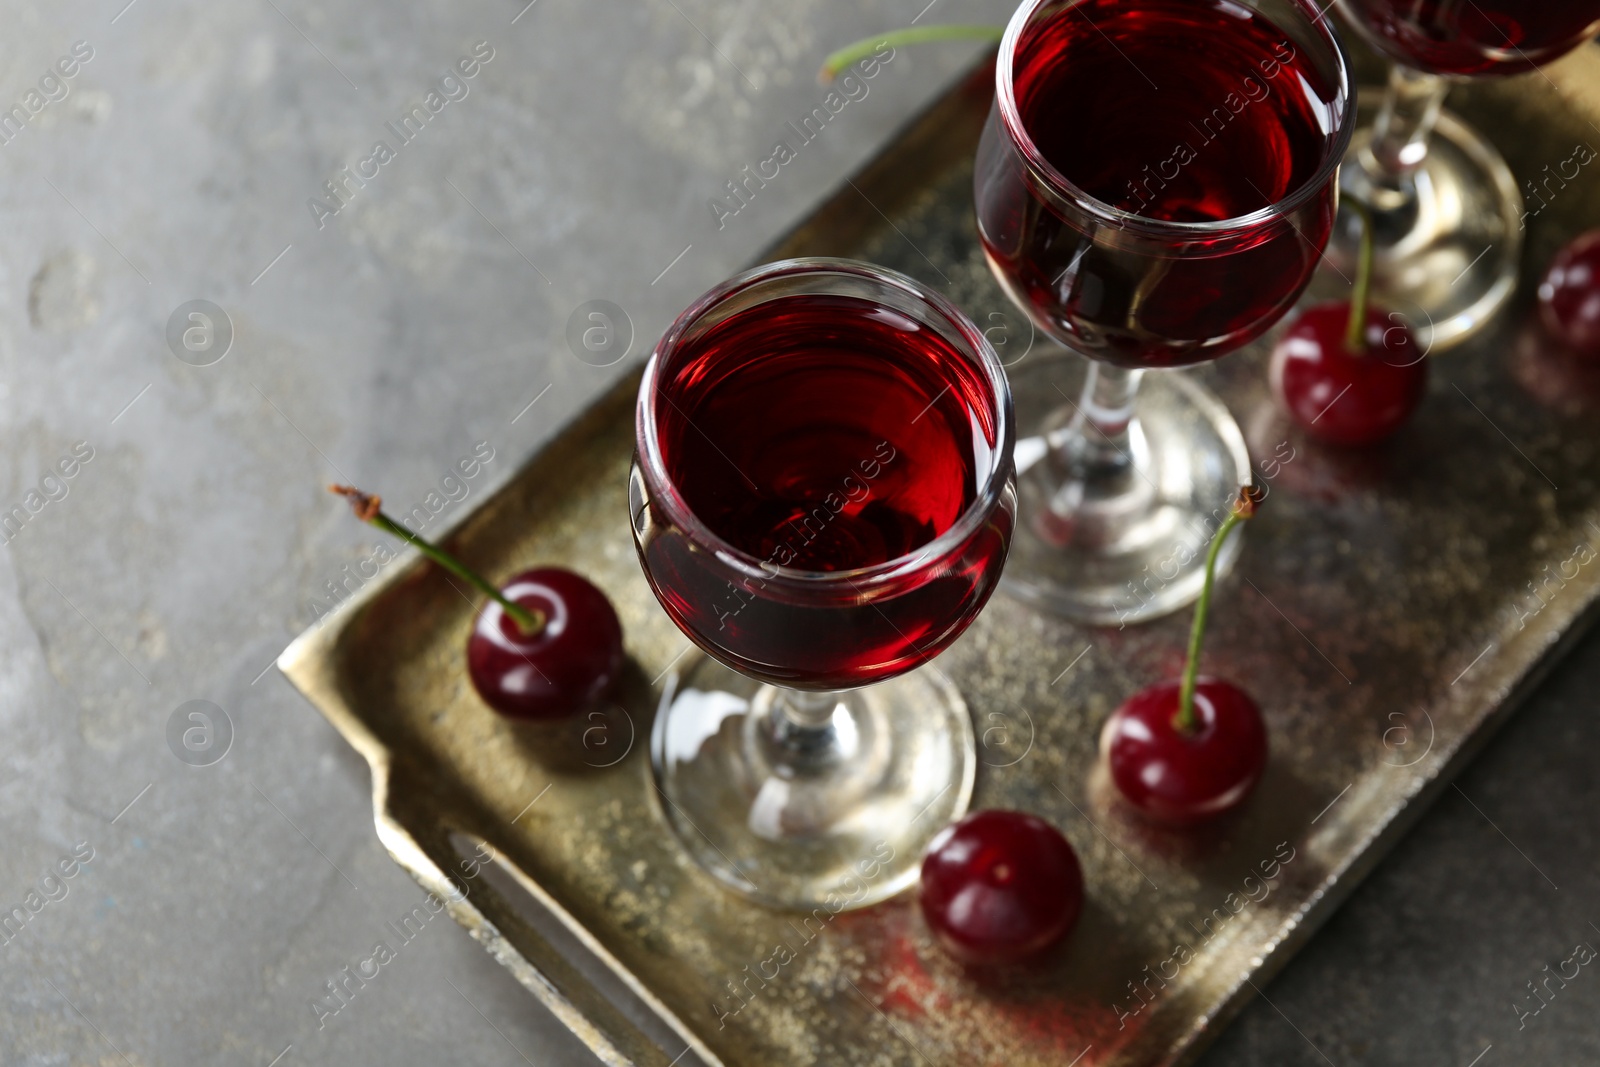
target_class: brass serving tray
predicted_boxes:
[280,46,1600,1067]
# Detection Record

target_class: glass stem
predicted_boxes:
[760,688,851,771]
[1060,361,1143,477]
[1363,65,1449,189]
[776,689,841,731]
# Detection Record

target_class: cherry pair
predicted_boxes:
[920,488,1270,965]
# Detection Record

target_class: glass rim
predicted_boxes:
[635,257,1015,589]
[995,0,1357,238]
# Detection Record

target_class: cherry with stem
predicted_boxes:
[1271,199,1428,446]
[330,485,624,721]
[1101,486,1268,826]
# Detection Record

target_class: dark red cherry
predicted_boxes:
[467,567,624,719]
[1101,678,1267,826]
[1539,230,1600,358]
[1271,303,1428,446]
[919,810,1083,965]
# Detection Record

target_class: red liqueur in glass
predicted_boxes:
[633,261,1013,911]
[975,0,1348,368]
[1340,0,1600,76]
[637,293,1012,690]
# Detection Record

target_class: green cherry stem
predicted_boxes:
[819,25,1004,82]
[1345,197,1376,356]
[1174,486,1263,734]
[329,484,545,636]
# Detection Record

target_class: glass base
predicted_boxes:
[1324,105,1522,353]
[1002,355,1250,626]
[649,652,974,911]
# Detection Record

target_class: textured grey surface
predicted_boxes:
[0,1,1009,1063]
[0,0,1593,1065]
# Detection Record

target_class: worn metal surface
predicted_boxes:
[282,42,1600,1067]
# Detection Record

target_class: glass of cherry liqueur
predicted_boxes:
[630,259,1015,910]
[975,0,1354,624]
[1329,1,1600,350]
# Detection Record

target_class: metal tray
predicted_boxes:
[279,45,1600,1067]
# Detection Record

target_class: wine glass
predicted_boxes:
[1330,1,1600,350]
[630,258,1016,910]
[974,0,1355,624]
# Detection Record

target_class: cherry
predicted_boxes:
[1101,678,1266,826]
[330,486,624,720]
[1271,200,1427,446]
[467,567,624,719]
[1102,487,1267,825]
[919,809,1083,965]
[1538,230,1600,358]
[1271,304,1428,446]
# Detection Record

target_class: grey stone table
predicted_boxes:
[0,1,1592,1064]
